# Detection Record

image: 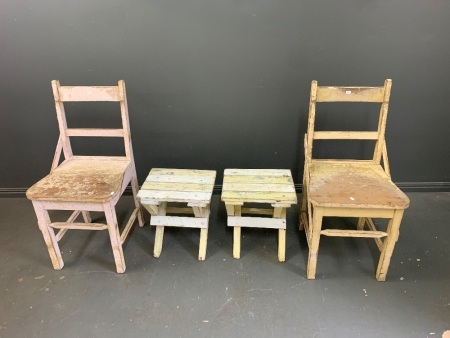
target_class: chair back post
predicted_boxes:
[52,80,74,160]
[305,80,318,165]
[117,80,134,162]
[372,79,392,164]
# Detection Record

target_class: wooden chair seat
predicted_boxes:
[308,162,409,209]
[26,159,130,203]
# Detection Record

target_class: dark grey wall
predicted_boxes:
[1,0,450,190]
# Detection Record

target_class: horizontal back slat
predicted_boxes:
[57,86,121,102]
[66,128,125,137]
[316,86,385,102]
[313,131,379,140]
[224,169,292,176]
[311,159,377,165]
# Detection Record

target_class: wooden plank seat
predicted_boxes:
[26,80,144,274]
[26,158,131,203]
[138,168,216,260]
[300,79,410,281]
[221,169,297,262]
[308,162,409,209]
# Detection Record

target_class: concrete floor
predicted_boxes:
[0,192,448,337]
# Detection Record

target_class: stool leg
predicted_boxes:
[232,205,242,259]
[153,202,167,258]
[225,204,242,259]
[199,228,208,261]
[233,227,241,259]
[154,227,164,258]
[194,205,210,261]
[278,229,286,262]
[274,207,287,262]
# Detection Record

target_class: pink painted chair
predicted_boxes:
[26,80,144,273]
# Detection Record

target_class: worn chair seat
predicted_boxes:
[26,158,130,203]
[308,162,409,209]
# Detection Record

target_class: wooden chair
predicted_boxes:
[26,80,144,273]
[300,79,410,281]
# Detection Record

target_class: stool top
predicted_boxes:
[138,168,216,206]
[221,169,297,206]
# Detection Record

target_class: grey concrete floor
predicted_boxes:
[0,192,449,338]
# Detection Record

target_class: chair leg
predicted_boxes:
[104,202,126,273]
[32,201,64,270]
[299,208,305,231]
[130,172,144,227]
[357,217,366,230]
[82,211,92,223]
[299,183,307,231]
[376,209,404,281]
[307,207,324,279]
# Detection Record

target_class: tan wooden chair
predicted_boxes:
[300,79,410,281]
[26,80,144,273]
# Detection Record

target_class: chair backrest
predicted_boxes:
[305,79,392,164]
[51,80,134,162]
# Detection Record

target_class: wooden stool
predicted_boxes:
[221,169,297,262]
[138,168,216,260]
